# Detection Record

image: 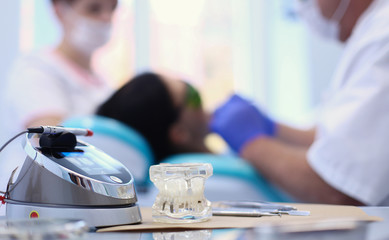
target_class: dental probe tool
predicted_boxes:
[27,126,93,136]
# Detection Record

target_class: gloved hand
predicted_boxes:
[210,94,276,153]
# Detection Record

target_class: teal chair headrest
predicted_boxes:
[63,115,155,187]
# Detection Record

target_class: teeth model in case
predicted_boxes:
[149,163,213,223]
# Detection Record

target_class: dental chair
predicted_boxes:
[63,116,293,205]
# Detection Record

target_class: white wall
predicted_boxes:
[134,0,151,73]
[32,0,61,50]
[0,2,20,78]
[231,0,269,106]
[0,1,21,141]
[231,0,343,127]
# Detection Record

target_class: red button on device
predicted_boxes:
[29,211,39,218]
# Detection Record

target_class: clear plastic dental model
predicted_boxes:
[149,163,213,223]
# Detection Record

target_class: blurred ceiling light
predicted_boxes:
[150,0,205,26]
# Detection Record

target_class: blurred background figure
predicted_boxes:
[4,0,117,135]
[212,0,389,206]
[97,72,211,164]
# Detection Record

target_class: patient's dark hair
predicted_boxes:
[96,72,179,164]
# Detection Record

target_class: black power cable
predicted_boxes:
[0,131,28,153]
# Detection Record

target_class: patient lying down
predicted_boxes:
[96,72,212,163]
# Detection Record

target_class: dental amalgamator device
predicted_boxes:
[3,126,142,227]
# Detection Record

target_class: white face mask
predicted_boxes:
[63,5,112,56]
[296,0,351,40]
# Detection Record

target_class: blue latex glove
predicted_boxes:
[210,94,276,153]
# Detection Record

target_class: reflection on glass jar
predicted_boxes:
[149,163,213,223]
[153,230,212,240]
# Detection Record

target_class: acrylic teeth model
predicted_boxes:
[149,163,213,223]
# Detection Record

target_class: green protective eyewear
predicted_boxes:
[184,83,202,109]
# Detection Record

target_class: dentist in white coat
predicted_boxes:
[211,0,389,206]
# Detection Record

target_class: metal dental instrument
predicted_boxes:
[212,208,281,217]
[212,201,310,217]
[213,201,297,211]
[27,126,94,136]
[270,210,311,216]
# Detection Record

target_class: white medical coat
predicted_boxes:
[3,49,112,134]
[308,0,389,205]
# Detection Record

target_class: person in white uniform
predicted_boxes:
[0,0,117,214]
[4,0,117,134]
[211,0,389,206]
